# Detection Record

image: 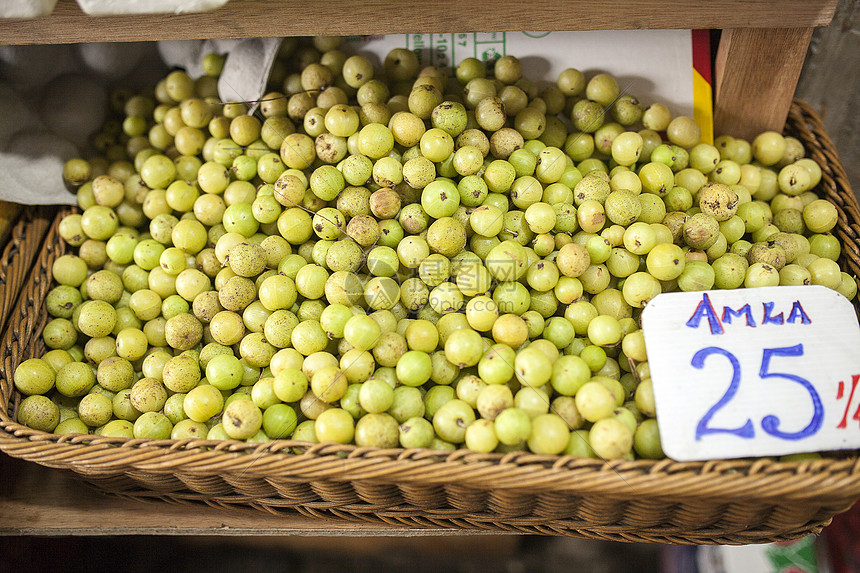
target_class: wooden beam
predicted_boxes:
[714,27,815,139]
[0,0,839,46]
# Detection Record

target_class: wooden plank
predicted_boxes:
[714,27,815,140]
[0,0,839,46]
[184,535,523,557]
[0,454,497,536]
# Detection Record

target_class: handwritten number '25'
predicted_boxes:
[691,344,823,441]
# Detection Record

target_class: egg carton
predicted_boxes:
[1,0,229,18]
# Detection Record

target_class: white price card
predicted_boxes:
[641,286,860,461]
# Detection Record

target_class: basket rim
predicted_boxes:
[3,423,860,503]
[2,98,860,513]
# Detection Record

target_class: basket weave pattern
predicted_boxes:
[1,101,859,545]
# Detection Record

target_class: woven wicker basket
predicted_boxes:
[2,100,860,545]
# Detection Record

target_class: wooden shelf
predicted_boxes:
[0,453,496,536]
[0,0,840,139]
[0,0,839,45]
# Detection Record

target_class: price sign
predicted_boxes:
[641,286,860,461]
